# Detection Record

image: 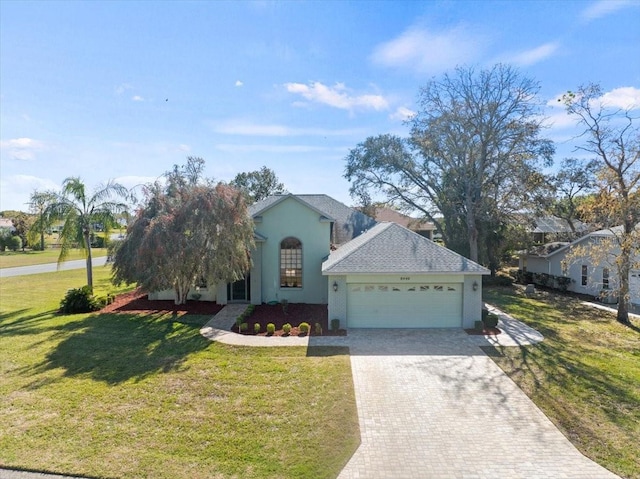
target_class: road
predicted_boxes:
[0,257,108,278]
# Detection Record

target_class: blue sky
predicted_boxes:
[1,0,639,212]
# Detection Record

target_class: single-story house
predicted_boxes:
[151,193,489,328]
[520,225,640,309]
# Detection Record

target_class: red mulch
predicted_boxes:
[465,327,501,336]
[233,303,343,337]
[100,289,224,317]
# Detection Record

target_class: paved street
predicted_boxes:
[0,257,108,278]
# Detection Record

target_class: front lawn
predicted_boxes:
[0,269,359,479]
[484,286,640,479]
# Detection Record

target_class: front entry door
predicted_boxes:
[227,275,250,302]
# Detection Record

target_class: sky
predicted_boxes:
[1,0,639,213]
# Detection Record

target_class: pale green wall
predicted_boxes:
[254,197,330,304]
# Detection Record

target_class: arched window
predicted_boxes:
[280,237,302,288]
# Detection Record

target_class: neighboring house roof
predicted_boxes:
[371,207,435,232]
[322,222,489,275]
[250,194,377,245]
[0,218,15,231]
[529,216,588,234]
[527,224,632,258]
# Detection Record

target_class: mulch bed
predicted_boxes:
[100,289,224,317]
[465,327,501,336]
[100,290,339,336]
[233,303,344,336]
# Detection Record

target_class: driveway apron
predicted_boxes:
[336,329,619,479]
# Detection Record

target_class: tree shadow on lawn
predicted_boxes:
[30,311,213,385]
[0,309,61,336]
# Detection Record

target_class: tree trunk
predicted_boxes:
[84,232,93,290]
[174,280,190,305]
[616,229,632,325]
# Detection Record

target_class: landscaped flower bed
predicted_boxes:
[232,303,346,336]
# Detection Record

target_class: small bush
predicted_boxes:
[483,313,499,329]
[331,318,340,332]
[240,322,249,332]
[282,323,292,335]
[246,304,255,315]
[7,235,21,251]
[236,316,243,328]
[254,322,261,334]
[314,322,322,335]
[266,323,276,335]
[191,293,202,301]
[299,322,310,334]
[60,286,100,314]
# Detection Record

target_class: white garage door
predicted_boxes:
[347,283,463,328]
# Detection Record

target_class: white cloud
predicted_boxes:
[0,137,46,161]
[371,25,485,74]
[600,86,640,110]
[284,82,389,112]
[0,175,59,211]
[507,42,560,67]
[390,106,416,122]
[580,0,635,21]
[132,95,144,101]
[235,80,244,87]
[115,83,133,95]
[211,119,365,137]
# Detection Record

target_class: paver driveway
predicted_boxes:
[333,329,619,479]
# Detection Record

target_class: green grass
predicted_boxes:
[0,269,359,479]
[0,248,108,269]
[484,286,640,479]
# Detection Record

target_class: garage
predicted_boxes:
[347,282,463,328]
[322,222,489,330]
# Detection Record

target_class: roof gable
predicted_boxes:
[249,194,377,245]
[322,222,489,275]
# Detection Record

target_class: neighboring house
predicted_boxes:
[151,193,489,329]
[520,226,640,309]
[0,218,15,233]
[367,207,436,240]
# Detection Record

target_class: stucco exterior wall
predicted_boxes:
[326,275,347,325]
[254,197,330,304]
[463,275,483,329]
[148,287,216,302]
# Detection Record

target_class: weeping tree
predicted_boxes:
[112,157,255,304]
[47,178,129,289]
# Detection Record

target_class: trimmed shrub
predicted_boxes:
[240,322,249,332]
[282,323,292,335]
[60,286,100,314]
[299,322,310,334]
[266,323,276,335]
[254,322,261,334]
[314,322,323,336]
[246,304,255,315]
[7,235,21,251]
[330,318,340,332]
[483,313,499,329]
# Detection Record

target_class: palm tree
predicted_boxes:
[47,177,129,289]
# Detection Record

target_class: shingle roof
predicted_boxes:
[249,194,377,245]
[322,222,489,275]
[371,207,435,231]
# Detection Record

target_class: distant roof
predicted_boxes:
[322,222,489,275]
[371,207,435,231]
[249,194,377,245]
[531,216,588,234]
[0,218,14,229]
